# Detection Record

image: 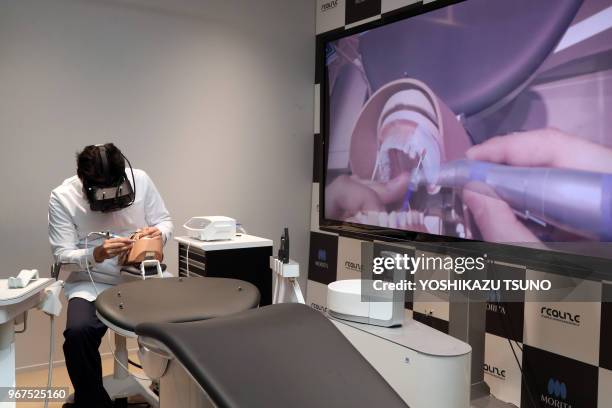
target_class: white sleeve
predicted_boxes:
[48,191,96,267]
[143,173,174,245]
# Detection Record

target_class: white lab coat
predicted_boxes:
[48,168,174,301]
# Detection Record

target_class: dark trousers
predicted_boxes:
[64,297,114,408]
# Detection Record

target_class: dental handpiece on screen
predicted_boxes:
[413,159,612,240]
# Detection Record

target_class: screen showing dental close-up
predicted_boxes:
[324,0,612,245]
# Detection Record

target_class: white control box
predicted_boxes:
[183,216,236,241]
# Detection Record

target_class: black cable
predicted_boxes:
[128,358,142,369]
[502,311,536,408]
[513,338,523,352]
[506,336,537,408]
[489,265,537,408]
[121,152,136,206]
[501,305,523,351]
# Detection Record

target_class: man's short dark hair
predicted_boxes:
[77,143,126,186]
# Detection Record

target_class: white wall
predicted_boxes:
[0,0,314,368]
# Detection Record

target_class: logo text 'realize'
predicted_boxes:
[321,0,338,12]
[483,363,506,380]
[344,260,361,272]
[540,307,581,326]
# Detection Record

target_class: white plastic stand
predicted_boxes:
[140,260,163,279]
[270,257,304,304]
[0,278,53,408]
[100,334,159,408]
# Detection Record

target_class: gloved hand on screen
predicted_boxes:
[326,172,411,219]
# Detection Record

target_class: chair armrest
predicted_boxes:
[50,262,81,280]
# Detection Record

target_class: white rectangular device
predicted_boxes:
[183,216,236,241]
[327,279,404,327]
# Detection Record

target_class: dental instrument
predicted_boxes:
[413,159,612,240]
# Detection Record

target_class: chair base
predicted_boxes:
[65,375,159,407]
[103,375,159,407]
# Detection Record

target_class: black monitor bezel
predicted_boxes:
[316,0,612,278]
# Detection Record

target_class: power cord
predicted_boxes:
[183,222,245,278]
[502,306,536,408]
[490,264,536,408]
[236,223,247,235]
[185,241,191,278]
[128,358,142,369]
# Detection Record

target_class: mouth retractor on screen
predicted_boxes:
[371,89,442,195]
[346,87,470,237]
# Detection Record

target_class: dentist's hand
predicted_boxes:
[93,237,133,263]
[462,181,539,242]
[138,227,162,239]
[465,127,612,173]
[462,128,612,242]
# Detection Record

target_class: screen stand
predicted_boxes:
[449,268,517,408]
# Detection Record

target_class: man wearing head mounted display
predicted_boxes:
[48,143,173,408]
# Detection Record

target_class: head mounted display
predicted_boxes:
[84,145,136,212]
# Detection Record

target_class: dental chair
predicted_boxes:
[50,259,170,408]
[134,303,407,408]
[95,276,261,408]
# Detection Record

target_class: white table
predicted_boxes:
[174,234,273,252]
[0,278,53,408]
[331,310,472,408]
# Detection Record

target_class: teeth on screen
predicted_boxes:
[455,223,465,238]
[378,212,388,227]
[367,211,378,225]
[388,211,398,228]
[347,211,451,236]
[398,211,407,226]
[351,211,425,229]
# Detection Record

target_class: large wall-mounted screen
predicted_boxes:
[322,0,612,247]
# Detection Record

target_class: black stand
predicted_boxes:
[178,243,273,306]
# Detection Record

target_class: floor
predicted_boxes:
[16,356,514,408]
[471,395,518,408]
[16,353,147,408]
